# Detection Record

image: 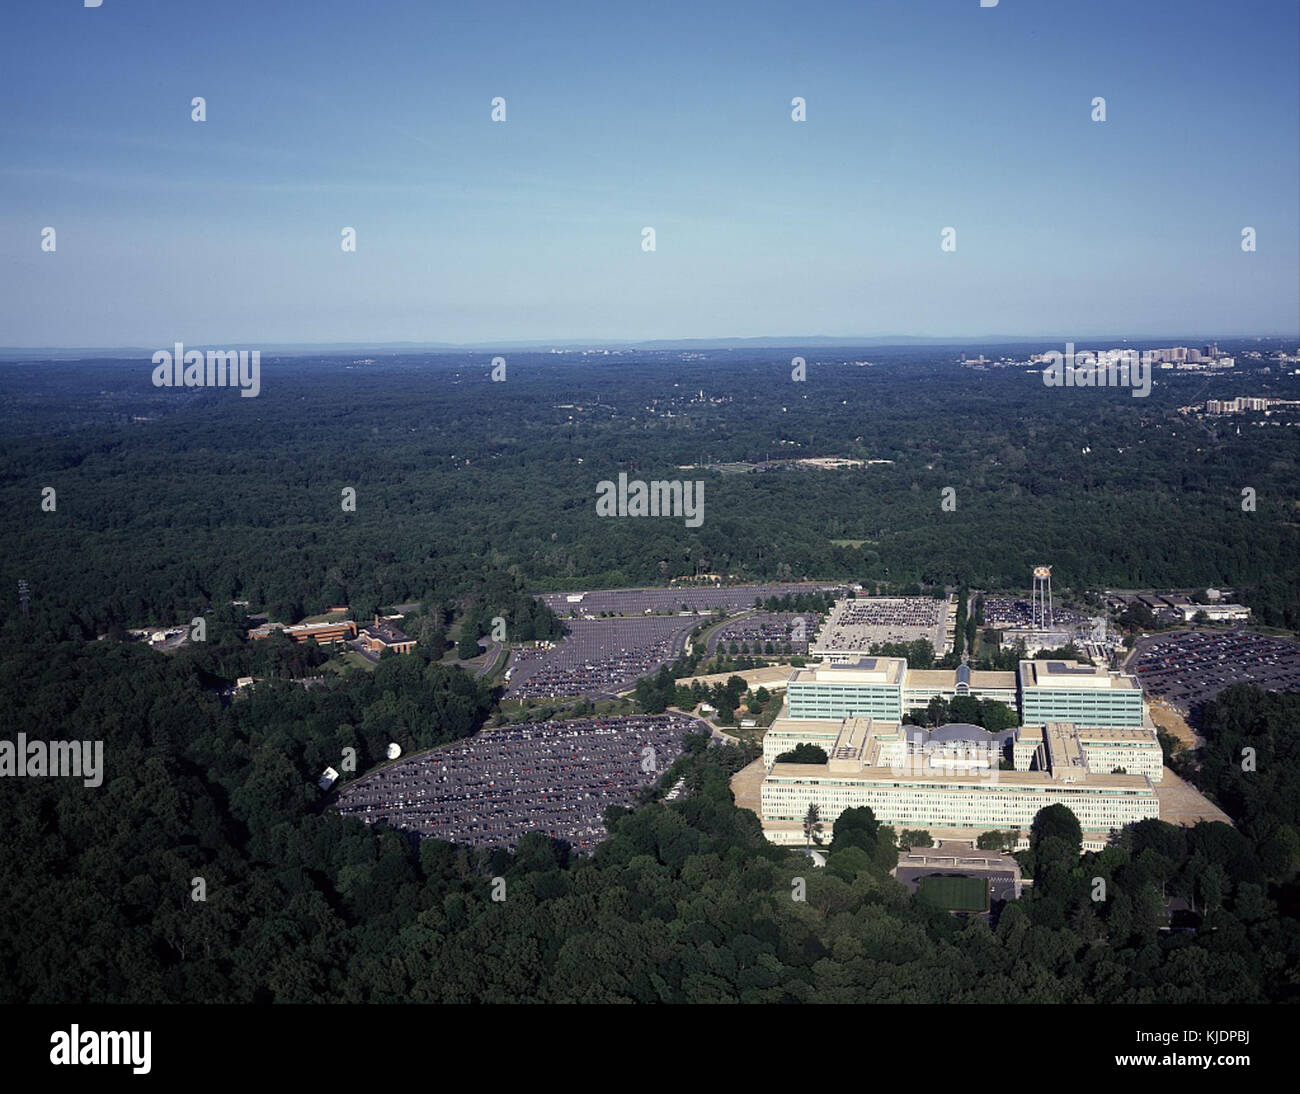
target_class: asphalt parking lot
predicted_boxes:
[707,611,818,654]
[1131,630,1300,715]
[537,583,847,617]
[982,597,1093,630]
[335,713,698,851]
[505,615,697,698]
[813,596,948,652]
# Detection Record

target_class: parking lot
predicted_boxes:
[707,611,820,654]
[505,615,696,698]
[538,582,846,618]
[982,597,1093,630]
[335,713,698,851]
[812,596,948,652]
[1130,630,1300,715]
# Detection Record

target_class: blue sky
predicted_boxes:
[1,0,1296,346]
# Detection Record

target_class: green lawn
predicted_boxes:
[916,874,989,913]
[324,650,376,673]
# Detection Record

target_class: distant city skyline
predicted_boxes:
[1,0,1297,346]
[0,332,1296,359]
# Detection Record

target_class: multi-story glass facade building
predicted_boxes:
[1017,660,1144,727]
[784,658,906,722]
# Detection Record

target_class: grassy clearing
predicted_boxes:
[917,875,988,913]
[323,650,375,674]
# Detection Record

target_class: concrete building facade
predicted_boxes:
[757,657,1160,849]
[760,715,1160,847]
[1017,660,1144,727]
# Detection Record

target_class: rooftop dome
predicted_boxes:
[927,722,993,744]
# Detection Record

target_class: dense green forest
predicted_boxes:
[2,347,1298,1003]
[1,639,1297,1003]
[2,348,1298,641]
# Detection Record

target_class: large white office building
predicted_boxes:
[1018,660,1144,727]
[757,657,1161,849]
[785,658,907,722]
[781,657,1139,730]
[760,716,1161,849]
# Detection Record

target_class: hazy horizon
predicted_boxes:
[1,331,1297,361]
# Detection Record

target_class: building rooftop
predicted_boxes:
[925,723,1002,744]
[904,669,956,686]
[894,667,1019,690]
[792,657,906,686]
[828,717,875,771]
[1019,659,1139,691]
[765,761,1153,791]
[1072,726,1159,741]
[362,621,413,645]
[1043,722,1088,780]
[970,670,1018,689]
[248,619,357,639]
[766,717,849,737]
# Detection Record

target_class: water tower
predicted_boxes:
[1031,566,1054,630]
